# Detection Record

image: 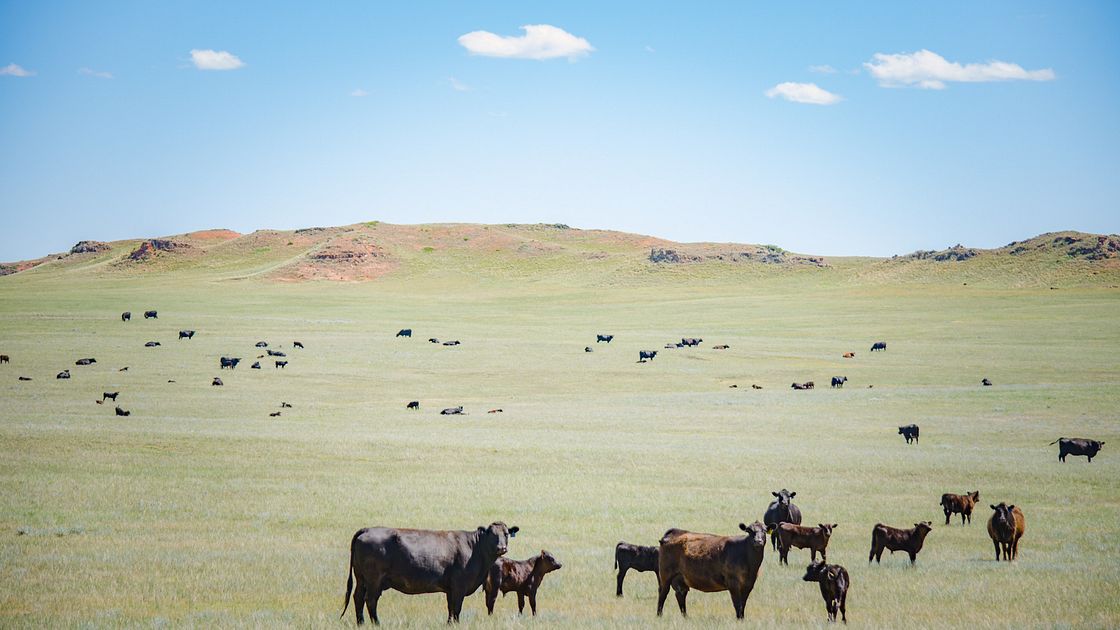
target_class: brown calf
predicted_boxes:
[869,522,932,565]
[775,523,836,565]
[941,490,980,525]
[484,550,563,616]
[987,503,1025,561]
[842,352,855,358]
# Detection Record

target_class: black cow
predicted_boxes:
[763,489,803,551]
[145,341,161,347]
[443,340,461,346]
[144,310,158,319]
[681,337,703,347]
[406,401,420,410]
[270,411,281,417]
[102,392,119,402]
[585,346,593,353]
[831,376,848,388]
[597,334,614,343]
[212,377,223,386]
[1050,438,1105,463]
[440,406,464,415]
[981,378,993,386]
[18,376,31,381]
[121,311,131,322]
[638,350,657,362]
[0,354,8,364]
[429,338,440,344]
[870,341,886,352]
[293,341,304,349]
[179,330,195,340]
[898,424,919,444]
[341,522,519,624]
[802,561,849,624]
[396,329,412,338]
[115,406,130,417]
[268,350,286,357]
[56,370,70,379]
[615,542,660,597]
[251,362,261,369]
[75,358,96,366]
[220,357,241,370]
[275,360,288,369]
[256,341,269,348]
[281,402,292,408]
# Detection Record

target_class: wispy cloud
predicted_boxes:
[765,82,842,105]
[864,49,1055,89]
[809,64,837,74]
[645,45,656,54]
[448,77,470,92]
[458,24,593,60]
[350,88,368,97]
[190,49,245,71]
[78,67,113,79]
[1,63,34,77]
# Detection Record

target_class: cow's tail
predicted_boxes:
[1049,438,1062,445]
[340,530,360,619]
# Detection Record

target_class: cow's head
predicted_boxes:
[989,504,1015,528]
[898,426,908,434]
[913,521,933,537]
[478,522,519,557]
[1091,441,1104,452]
[738,521,768,547]
[534,550,563,574]
[969,491,980,502]
[802,560,828,583]
[772,489,795,506]
[817,524,838,540]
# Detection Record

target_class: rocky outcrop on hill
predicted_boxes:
[69,241,110,255]
[128,239,188,261]
[650,246,827,267]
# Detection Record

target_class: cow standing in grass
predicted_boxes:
[987,503,1025,561]
[657,522,768,619]
[941,491,980,525]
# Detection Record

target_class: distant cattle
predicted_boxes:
[275,360,288,369]
[442,340,461,346]
[340,522,519,624]
[712,344,730,350]
[987,503,1025,562]
[597,334,614,343]
[251,362,261,369]
[1050,437,1105,463]
[657,522,768,619]
[802,561,850,624]
[842,352,855,358]
[220,357,241,369]
[114,406,130,417]
[484,550,563,616]
[144,310,157,319]
[440,406,464,415]
[638,350,657,362]
[211,377,223,386]
[145,341,161,347]
[75,358,96,366]
[178,330,195,340]
[585,346,593,352]
[270,411,281,417]
[281,402,292,408]
[406,401,419,410]
[870,341,886,352]
[831,376,848,388]
[119,367,128,371]
[56,370,70,379]
[293,341,304,349]
[0,354,8,364]
[615,542,660,597]
[869,522,932,565]
[681,337,702,347]
[428,338,440,344]
[898,424,919,444]
[791,381,814,390]
[18,376,31,381]
[751,384,762,390]
[268,350,286,357]
[121,312,131,322]
[102,392,119,402]
[255,341,268,348]
[487,409,503,414]
[664,343,678,349]
[981,378,992,386]
[764,489,803,551]
[396,329,412,338]
[941,491,980,525]
[775,523,837,565]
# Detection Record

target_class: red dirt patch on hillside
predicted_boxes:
[271,233,398,281]
[187,229,241,241]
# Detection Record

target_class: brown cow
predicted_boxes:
[483,550,563,616]
[842,352,855,359]
[987,503,1025,561]
[775,523,836,565]
[940,491,980,525]
[657,522,768,619]
[868,522,932,565]
[802,561,850,624]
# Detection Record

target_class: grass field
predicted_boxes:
[1,260,1118,628]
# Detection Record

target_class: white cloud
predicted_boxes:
[458,24,593,60]
[645,45,656,54]
[765,82,842,105]
[190,49,245,71]
[350,88,368,97]
[448,77,470,92]
[1,63,34,77]
[864,49,1055,89]
[809,64,837,74]
[79,67,113,79]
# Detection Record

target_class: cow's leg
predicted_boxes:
[656,574,674,616]
[1012,536,1020,560]
[517,592,525,614]
[352,577,367,625]
[615,565,627,597]
[908,550,917,565]
[770,530,779,551]
[827,598,837,622]
[365,584,383,625]
[485,583,497,615]
[446,588,465,623]
[673,581,688,616]
[528,590,538,616]
[730,588,747,620]
[820,547,827,562]
[840,591,847,623]
[944,508,951,526]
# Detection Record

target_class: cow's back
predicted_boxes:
[353,527,465,594]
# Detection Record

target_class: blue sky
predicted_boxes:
[1,1,1117,260]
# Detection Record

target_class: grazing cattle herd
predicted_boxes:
[0,312,1108,625]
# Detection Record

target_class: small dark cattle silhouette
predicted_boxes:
[212,377,223,386]
[681,337,702,347]
[428,338,440,344]
[145,341,161,347]
[114,406,130,417]
[638,350,657,362]
[406,401,419,410]
[144,310,158,319]
[831,376,848,388]
[870,341,886,352]
[615,542,659,597]
[484,550,563,616]
[487,409,503,414]
[713,344,730,350]
[251,362,261,369]
[121,312,131,322]
[281,402,292,408]
[270,411,281,417]
[440,406,464,415]
[987,503,1025,561]
[396,329,411,338]
[275,360,288,369]
[178,330,195,340]
[293,341,304,349]
[775,523,836,565]
[0,354,8,364]
[75,358,96,366]
[102,392,119,402]
[656,522,768,619]
[1050,437,1105,463]
[941,491,980,525]
[842,352,855,358]
[268,349,286,357]
[791,381,814,390]
[869,522,932,565]
[898,424,919,444]
[219,357,241,369]
[763,489,802,551]
[18,376,31,381]
[981,378,992,386]
[56,370,71,379]
[585,346,593,352]
[442,340,461,346]
[255,341,268,348]
[802,561,850,624]
[596,334,614,343]
[340,522,519,624]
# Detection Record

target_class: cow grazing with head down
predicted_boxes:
[121,312,131,322]
[220,357,241,370]
[638,350,657,362]
[178,330,195,340]
[981,378,992,386]
[775,523,837,565]
[341,522,519,624]
[144,310,158,319]
[941,491,980,525]
[898,424,919,444]
[293,341,304,349]
[396,329,412,338]
[484,550,563,616]
[987,503,1025,561]
[869,522,932,565]
[763,489,802,551]
[1050,437,1105,463]
[614,542,659,597]
[275,360,288,369]
[802,561,849,624]
[657,522,768,619]
[406,401,419,410]
[870,341,886,352]
[596,334,613,343]
[831,376,847,388]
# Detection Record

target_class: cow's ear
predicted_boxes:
[771,491,779,497]
[832,524,839,529]
[789,492,796,498]
[509,526,519,537]
[1007,506,1014,511]
[739,523,748,532]
[478,526,486,535]
[990,504,997,510]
